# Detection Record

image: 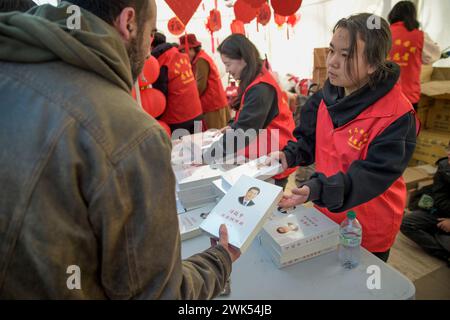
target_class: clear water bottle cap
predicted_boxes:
[347,211,356,220]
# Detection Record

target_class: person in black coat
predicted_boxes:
[401,141,450,267]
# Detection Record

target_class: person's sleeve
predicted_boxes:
[152,66,169,97]
[88,124,231,299]
[303,112,417,213]
[283,91,322,168]
[432,163,450,217]
[422,33,441,65]
[208,83,277,159]
[195,59,210,96]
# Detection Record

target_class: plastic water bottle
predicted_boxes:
[338,211,362,269]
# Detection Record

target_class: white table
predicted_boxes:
[182,234,415,300]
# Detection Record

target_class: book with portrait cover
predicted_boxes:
[261,206,339,254]
[200,175,283,253]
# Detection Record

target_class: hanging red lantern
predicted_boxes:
[231,19,245,35]
[206,9,222,32]
[157,120,172,137]
[139,55,160,88]
[168,17,185,36]
[287,13,301,28]
[234,0,258,24]
[141,88,167,118]
[274,14,286,27]
[243,0,266,8]
[164,0,202,26]
[270,0,302,16]
[257,2,271,26]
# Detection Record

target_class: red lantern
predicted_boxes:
[231,19,245,35]
[168,16,185,36]
[157,120,172,137]
[271,0,302,16]
[287,13,301,28]
[164,0,202,26]
[274,14,286,27]
[206,9,222,32]
[139,56,160,87]
[141,88,167,118]
[257,2,271,26]
[243,0,266,8]
[234,0,258,24]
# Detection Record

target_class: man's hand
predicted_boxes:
[278,186,311,208]
[437,218,450,233]
[266,151,288,171]
[211,224,241,262]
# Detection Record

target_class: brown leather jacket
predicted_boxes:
[0,5,231,299]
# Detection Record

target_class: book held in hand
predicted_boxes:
[200,175,283,253]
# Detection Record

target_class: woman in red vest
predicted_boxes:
[213,34,297,189]
[179,34,231,130]
[269,14,418,262]
[388,1,441,109]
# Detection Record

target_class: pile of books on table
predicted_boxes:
[260,207,339,268]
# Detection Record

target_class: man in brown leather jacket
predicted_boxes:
[0,0,239,299]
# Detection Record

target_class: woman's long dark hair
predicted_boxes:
[333,13,394,89]
[218,34,262,111]
[388,1,420,31]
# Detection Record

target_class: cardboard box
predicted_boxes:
[426,99,450,133]
[403,167,430,190]
[421,67,450,100]
[313,67,327,89]
[413,130,449,165]
[420,65,434,83]
[313,48,328,69]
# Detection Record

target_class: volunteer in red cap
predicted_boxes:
[180,34,230,130]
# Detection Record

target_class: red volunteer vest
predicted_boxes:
[315,84,417,252]
[192,50,229,113]
[236,68,297,180]
[157,47,203,124]
[389,22,424,104]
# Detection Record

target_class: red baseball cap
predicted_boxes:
[179,34,202,49]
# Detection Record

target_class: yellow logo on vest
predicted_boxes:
[348,127,369,151]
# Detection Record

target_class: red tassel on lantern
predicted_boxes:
[274,14,286,27]
[231,19,245,35]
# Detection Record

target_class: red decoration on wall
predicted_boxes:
[257,2,271,26]
[270,0,302,16]
[168,16,185,36]
[206,9,222,32]
[234,0,258,24]
[164,0,202,26]
[231,19,246,35]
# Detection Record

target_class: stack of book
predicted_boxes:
[212,156,281,200]
[173,164,229,210]
[178,203,216,241]
[200,175,283,253]
[171,130,223,165]
[260,207,339,268]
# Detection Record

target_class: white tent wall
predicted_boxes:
[34,0,449,83]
